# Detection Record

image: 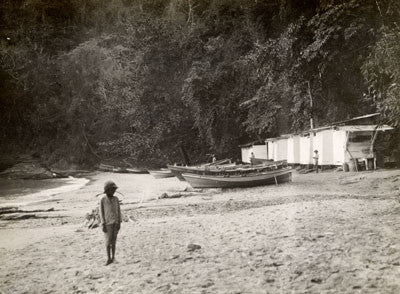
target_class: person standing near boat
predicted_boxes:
[99,180,122,265]
[313,150,319,173]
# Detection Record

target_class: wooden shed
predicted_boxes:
[287,134,301,165]
[239,142,268,163]
[265,135,290,162]
[298,134,311,165]
[264,124,393,167]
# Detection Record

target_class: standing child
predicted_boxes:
[313,150,319,173]
[99,180,122,265]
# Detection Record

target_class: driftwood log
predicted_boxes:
[84,207,101,229]
[84,203,134,229]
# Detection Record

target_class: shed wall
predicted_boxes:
[321,130,334,164]
[241,147,252,163]
[332,130,347,164]
[275,139,288,161]
[287,135,300,164]
[299,136,311,164]
[253,145,268,160]
[267,141,274,160]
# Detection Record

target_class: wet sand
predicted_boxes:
[0,169,400,293]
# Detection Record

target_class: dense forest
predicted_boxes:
[1,0,399,168]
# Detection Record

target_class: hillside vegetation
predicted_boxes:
[1,0,399,167]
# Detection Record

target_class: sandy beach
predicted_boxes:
[1,169,400,293]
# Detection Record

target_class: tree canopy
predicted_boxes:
[1,0,399,167]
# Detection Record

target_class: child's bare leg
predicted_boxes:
[105,229,112,265]
[111,232,118,261]
[105,245,112,265]
[111,243,116,261]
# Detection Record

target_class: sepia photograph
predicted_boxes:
[0,0,400,293]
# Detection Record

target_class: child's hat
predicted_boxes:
[104,180,118,192]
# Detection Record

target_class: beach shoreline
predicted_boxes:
[0,176,91,209]
[1,169,399,293]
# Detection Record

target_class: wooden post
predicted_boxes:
[307,81,314,130]
[307,81,314,167]
[370,126,379,170]
[345,132,358,172]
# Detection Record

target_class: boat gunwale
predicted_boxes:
[182,168,292,181]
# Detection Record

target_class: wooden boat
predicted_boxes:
[167,165,199,181]
[98,164,114,172]
[148,170,175,179]
[207,158,232,166]
[167,160,287,181]
[251,158,274,165]
[167,163,236,181]
[99,164,149,174]
[125,168,149,174]
[182,167,292,188]
[112,167,127,173]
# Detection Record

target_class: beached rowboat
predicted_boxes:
[148,170,175,179]
[98,164,114,172]
[125,168,148,174]
[99,164,148,174]
[182,168,292,188]
[167,164,237,181]
[167,164,239,181]
[167,161,287,181]
[167,165,201,181]
[167,159,233,181]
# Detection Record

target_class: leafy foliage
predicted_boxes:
[362,26,400,127]
[1,0,399,167]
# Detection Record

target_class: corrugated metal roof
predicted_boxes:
[335,125,393,132]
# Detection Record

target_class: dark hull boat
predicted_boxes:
[182,168,292,189]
